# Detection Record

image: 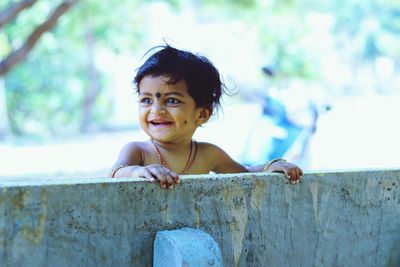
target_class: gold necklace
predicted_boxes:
[151,139,197,174]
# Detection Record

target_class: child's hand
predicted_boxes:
[131,164,180,189]
[269,161,303,184]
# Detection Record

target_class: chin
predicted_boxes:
[148,133,172,142]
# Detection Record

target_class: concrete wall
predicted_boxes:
[0,169,399,267]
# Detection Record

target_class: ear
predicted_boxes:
[196,108,211,126]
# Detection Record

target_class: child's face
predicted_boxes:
[138,75,209,143]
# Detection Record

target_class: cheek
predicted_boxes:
[138,111,144,119]
[176,112,194,124]
[139,109,148,122]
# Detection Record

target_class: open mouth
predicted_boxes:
[150,120,173,126]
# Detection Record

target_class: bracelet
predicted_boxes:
[263,158,286,172]
[109,164,127,178]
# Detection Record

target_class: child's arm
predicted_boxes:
[109,142,144,178]
[206,144,248,173]
[109,142,179,189]
[208,144,303,184]
[246,159,303,184]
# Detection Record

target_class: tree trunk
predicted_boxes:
[0,0,80,76]
[80,22,100,132]
[0,78,10,139]
[0,0,37,29]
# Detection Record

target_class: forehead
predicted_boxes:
[139,75,189,95]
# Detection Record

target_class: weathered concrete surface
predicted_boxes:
[0,169,399,267]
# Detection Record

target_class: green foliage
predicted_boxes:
[325,0,400,60]
[3,0,144,137]
[253,1,318,79]
[64,0,143,52]
[2,0,400,138]
[5,38,84,137]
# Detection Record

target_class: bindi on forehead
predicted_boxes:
[155,92,161,99]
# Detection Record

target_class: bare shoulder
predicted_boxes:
[197,142,227,156]
[115,140,150,166]
[197,142,246,173]
[120,140,148,151]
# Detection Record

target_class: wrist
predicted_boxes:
[129,165,142,175]
[109,164,127,178]
[263,158,286,172]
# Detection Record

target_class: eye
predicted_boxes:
[165,98,181,105]
[140,97,153,105]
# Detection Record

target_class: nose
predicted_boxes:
[150,102,166,114]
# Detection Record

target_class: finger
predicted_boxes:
[292,168,301,180]
[283,168,291,180]
[295,168,302,181]
[289,169,298,183]
[150,170,167,188]
[292,169,303,184]
[164,174,175,189]
[289,169,298,181]
[290,175,296,184]
[155,172,173,189]
[142,169,156,182]
[169,171,180,184]
[147,168,168,187]
[159,178,167,188]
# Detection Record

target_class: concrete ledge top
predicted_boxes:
[0,168,399,187]
[0,167,399,266]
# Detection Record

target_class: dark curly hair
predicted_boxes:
[133,45,225,114]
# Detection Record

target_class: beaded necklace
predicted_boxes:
[151,139,197,174]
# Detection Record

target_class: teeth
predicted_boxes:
[151,121,171,125]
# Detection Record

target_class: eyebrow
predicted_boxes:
[139,91,185,97]
[165,92,185,97]
[139,92,152,96]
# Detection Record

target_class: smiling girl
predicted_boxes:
[109,45,303,188]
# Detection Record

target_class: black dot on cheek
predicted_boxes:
[184,121,187,124]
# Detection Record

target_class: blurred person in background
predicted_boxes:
[241,66,324,168]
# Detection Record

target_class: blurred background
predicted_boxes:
[1,0,399,179]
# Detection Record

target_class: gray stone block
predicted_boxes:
[0,170,399,266]
[154,227,223,267]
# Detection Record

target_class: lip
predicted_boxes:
[148,118,174,126]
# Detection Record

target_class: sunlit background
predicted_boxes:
[1,0,399,178]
